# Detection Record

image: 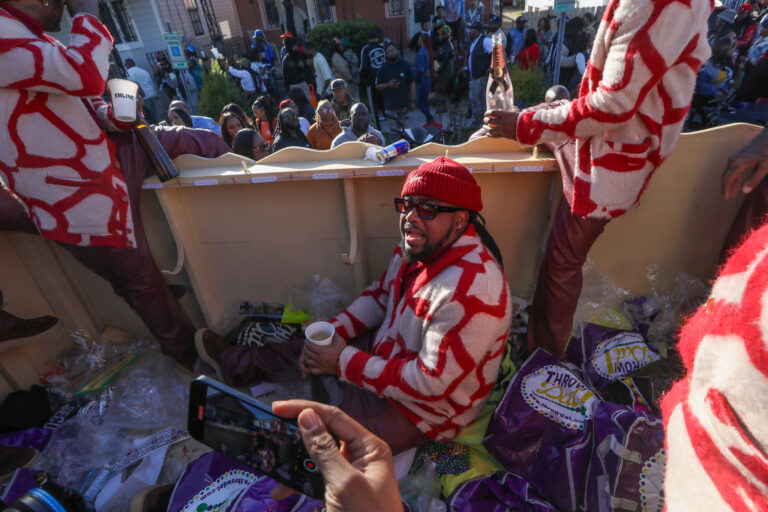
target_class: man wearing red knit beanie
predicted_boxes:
[195,157,512,454]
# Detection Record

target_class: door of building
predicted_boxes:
[409,0,434,39]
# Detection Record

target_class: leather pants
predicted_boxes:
[0,127,229,368]
[526,140,610,360]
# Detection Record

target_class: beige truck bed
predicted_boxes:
[0,123,760,396]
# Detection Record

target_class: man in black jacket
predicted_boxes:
[272,107,311,151]
[282,36,313,101]
[359,29,386,128]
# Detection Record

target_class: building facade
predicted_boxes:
[52,0,243,73]
[232,0,430,50]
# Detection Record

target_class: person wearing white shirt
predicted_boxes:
[125,58,160,123]
[304,42,333,98]
[227,60,261,98]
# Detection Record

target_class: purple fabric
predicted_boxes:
[566,323,662,395]
[483,349,598,512]
[1,468,37,504]
[168,451,324,512]
[0,427,52,451]
[445,472,557,511]
[585,401,665,512]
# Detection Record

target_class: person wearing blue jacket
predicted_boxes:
[251,29,281,98]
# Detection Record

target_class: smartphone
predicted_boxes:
[187,376,325,499]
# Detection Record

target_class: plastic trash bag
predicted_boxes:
[289,274,353,322]
[400,453,445,512]
[36,413,133,491]
[101,350,186,431]
[445,471,557,512]
[483,349,598,511]
[584,401,665,512]
[644,264,707,352]
[567,323,663,408]
[168,451,323,512]
[573,262,634,332]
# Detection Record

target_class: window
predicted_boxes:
[98,1,123,43]
[110,0,138,41]
[97,0,138,43]
[183,0,205,36]
[315,0,334,23]
[387,0,406,17]
[262,0,281,28]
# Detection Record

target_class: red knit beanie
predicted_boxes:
[401,157,483,212]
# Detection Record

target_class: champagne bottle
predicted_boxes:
[486,32,515,112]
[133,113,180,182]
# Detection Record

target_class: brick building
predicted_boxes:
[233,0,436,50]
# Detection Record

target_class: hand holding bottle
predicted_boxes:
[483,109,520,140]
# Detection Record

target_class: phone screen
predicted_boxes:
[188,377,325,499]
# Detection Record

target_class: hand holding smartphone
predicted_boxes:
[187,376,326,499]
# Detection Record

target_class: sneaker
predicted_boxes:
[0,444,39,483]
[0,316,58,343]
[130,483,175,512]
[194,329,225,382]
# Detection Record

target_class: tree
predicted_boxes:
[197,59,251,121]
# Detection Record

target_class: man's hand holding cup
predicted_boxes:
[300,321,347,377]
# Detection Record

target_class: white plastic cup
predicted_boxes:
[107,78,139,122]
[304,321,335,346]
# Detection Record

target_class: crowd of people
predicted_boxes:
[688,0,768,127]
[122,5,617,161]
[2,0,768,509]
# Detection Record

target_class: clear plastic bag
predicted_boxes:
[400,453,445,512]
[573,261,634,332]
[289,274,353,322]
[44,329,153,401]
[644,265,708,353]
[36,413,132,491]
[100,350,187,431]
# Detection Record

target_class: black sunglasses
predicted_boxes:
[394,198,463,219]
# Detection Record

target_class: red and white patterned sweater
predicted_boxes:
[331,225,512,441]
[662,222,768,510]
[516,0,713,219]
[0,7,135,248]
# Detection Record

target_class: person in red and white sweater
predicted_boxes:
[483,0,713,360]
[306,158,512,447]
[0,0,229,369]
[196,158,512,453]
[662,220,768,511]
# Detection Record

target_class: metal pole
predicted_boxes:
[552,11,566,86]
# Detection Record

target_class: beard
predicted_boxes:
[399,221,454,263]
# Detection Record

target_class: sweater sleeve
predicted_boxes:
[154,126,231,158]
[516,1,709,146]
[338,280,509,409]
[0,13,112,97]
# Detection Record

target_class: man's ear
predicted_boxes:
[456,210,470,229]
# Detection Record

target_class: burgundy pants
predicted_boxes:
[0,309,16,335]
[720,175,768,264]
[220,334,431,454]
[0,133,198,368]
[526,141,610,360]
